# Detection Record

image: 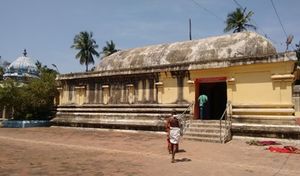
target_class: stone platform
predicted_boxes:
[52,103,191,131]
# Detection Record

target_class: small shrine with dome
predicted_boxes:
[3,49,39,81]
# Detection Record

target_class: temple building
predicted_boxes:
[53,32,299,142]
[3,49,39,82]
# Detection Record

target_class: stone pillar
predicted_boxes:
[142,80,146,102]
[187,80,195,116]
[126,84,134,104]
[149,78,154,102]
[86,84,90,104]
[227,77,236,103]
[57,87,63,105]
[99,84,103,104]
[177,75,184,103]
[95,83,99,103]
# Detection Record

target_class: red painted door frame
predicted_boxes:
[194,77,227,120]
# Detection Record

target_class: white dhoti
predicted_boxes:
[170,127,181,144]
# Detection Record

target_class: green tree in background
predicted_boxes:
[0,67,4,80]
[224,8,256,33]
[71,31,99,72]
[0,64,58,120]
[296,41,300,66]
[101,40,119,57]
[0,80,23,118]
[21,67,58,119]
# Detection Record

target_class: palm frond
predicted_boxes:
[71,31,99,71]
[224,7,256,33]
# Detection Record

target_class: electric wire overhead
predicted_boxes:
[232,0,243,9]
[270,0,295,50]
[190,0,225,22]
[270,0,288,38]
[231,0,275,44]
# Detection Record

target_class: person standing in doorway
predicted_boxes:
[198,94,208,119]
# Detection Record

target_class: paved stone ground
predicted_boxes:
[0,127,299,176]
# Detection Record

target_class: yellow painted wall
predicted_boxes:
[234,71,275,104]
[138,81,143,101]
[229,62,294,105]
[160,72,178,103]
[57,61,295,108]
[102,87,109,104]
[77,89,85,105]
[183,77,194,103]
[145,79,149,101]
[172,62,294,106]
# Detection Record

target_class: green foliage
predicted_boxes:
[0,80,23,115]
[224,8,256,33]
[0,68,58,120]
[101,40,119,57]
[0,67,4,80]
[296,42,300,66]
[71,31,99,72]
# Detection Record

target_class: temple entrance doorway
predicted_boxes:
[194,77,227,120]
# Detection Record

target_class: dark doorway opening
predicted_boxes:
[194,78,227,120]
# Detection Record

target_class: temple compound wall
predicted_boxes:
[53,32,299,138]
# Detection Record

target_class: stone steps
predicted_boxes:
[231,104,296,125]
[186,127,225,133]
[183,136,222,143]
[183,120,230,143]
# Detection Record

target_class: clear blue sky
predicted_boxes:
[0,0,299,73]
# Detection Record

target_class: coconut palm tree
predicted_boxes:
[71,31,99,72]
[224,8,256,33]
[101,40,119,57]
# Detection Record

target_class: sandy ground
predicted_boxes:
[0,127,299,176]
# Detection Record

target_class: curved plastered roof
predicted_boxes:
[96,32,276,71]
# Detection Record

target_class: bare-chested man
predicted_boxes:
[169,113,181,163]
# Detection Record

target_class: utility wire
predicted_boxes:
[232,0,243,8]
[270,0,288,38]
[270,0,295,50]
[231,0,276,44]
[190,0,225,22]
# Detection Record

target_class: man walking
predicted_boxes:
[165,110,180,154]
[169,113,181,163]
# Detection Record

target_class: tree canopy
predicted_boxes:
[224,8,256,33]
[0,67,4,80]
[71,31,99,72]
[101,40,119,57]
[0,65,58,120]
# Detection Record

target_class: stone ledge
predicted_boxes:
[296,118,300,125]
[232,115,295,120]
[231,123,300,139]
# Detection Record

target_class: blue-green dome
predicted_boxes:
[3,50,39,79]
